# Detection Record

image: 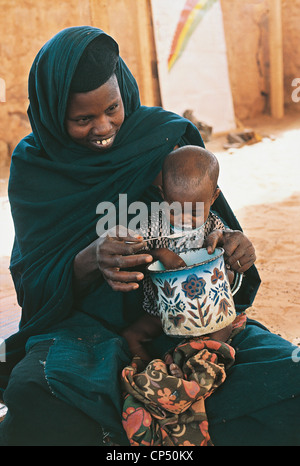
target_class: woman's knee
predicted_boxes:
[1,342,103,445]
[209,395,300,446]
[3,342,52,410]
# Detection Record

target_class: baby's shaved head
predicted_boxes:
[162,145,219,196]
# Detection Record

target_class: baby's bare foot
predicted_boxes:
[170,363,183,378]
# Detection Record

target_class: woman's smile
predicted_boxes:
[89,133,117,150]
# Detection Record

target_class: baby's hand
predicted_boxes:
[150,248,186,270]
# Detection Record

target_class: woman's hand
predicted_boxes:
[96,226,153,292]
[204,229,256,273]
[73,226,153,293]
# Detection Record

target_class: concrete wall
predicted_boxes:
[0,0,299,165]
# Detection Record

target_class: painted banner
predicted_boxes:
[151,0,235,133]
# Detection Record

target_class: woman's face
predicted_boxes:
[65,74,125,151]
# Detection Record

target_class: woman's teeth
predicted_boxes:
[96,137,113,146]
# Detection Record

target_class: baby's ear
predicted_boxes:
[212,187,221,203]
[157,185,164,199]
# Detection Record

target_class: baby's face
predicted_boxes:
[162,177,218,230]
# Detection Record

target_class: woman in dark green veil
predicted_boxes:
[0,26,299,446]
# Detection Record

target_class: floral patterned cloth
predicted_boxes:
[121,314,247,446]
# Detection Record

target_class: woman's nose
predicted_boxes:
[91,115,113,136]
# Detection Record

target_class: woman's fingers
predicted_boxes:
[105,225,135,237]
[96,226,153,291]
[104,228,151,257]
[204,229,256,273]
[102,262,148,291]
[226,244,256,272]
[97,226,149,262]
[222,232,256,272]
[106,225,142,242]
[106,277,142,292]
[100,251,153,269]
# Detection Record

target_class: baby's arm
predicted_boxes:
[150,248,187,269]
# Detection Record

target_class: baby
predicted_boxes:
[121,145,236,372]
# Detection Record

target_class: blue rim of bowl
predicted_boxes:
[146,247,225,274]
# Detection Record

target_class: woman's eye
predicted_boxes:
[76,117,91,125]
[107,104,118,113]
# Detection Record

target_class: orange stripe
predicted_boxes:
[168,0,200,69]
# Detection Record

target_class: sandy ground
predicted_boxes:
[0,111,299,345]
[206,111,300,345]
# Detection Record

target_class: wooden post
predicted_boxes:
[88,0,161,107]
[89,0,110,31]
[269,0,284,118]
[135,0,161,107]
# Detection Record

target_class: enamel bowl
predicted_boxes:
[147,248,241,337]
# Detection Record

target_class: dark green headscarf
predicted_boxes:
[1,27,260,438]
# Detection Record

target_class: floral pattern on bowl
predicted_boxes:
[147,248,238,337]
